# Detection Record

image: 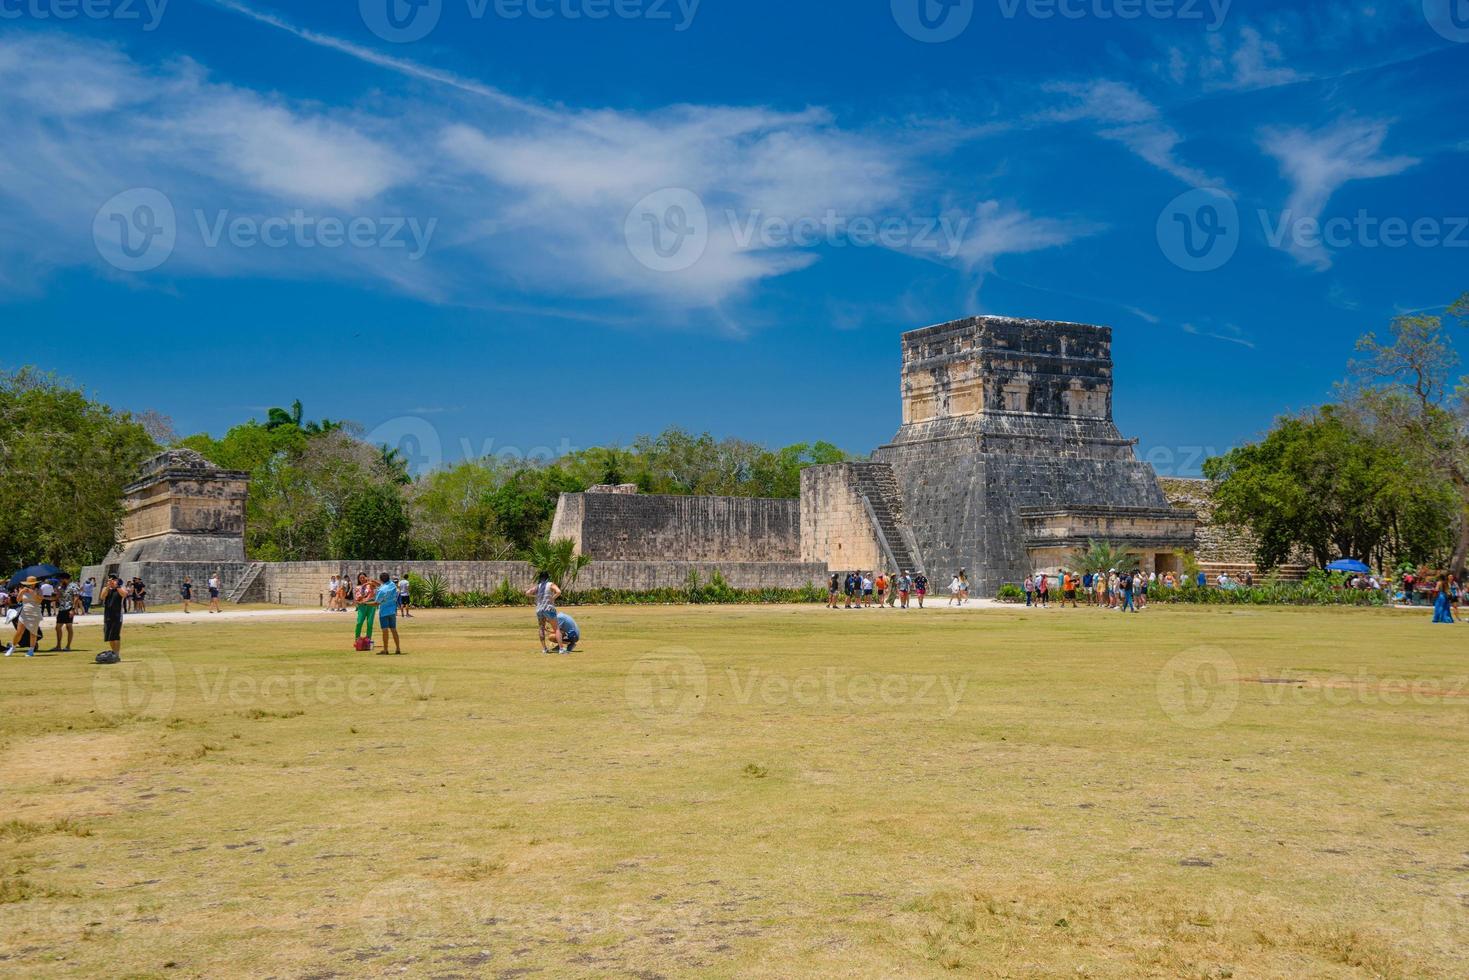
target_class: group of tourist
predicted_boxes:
[329,573,411,620]
[1024,569,1162,612]
[826,570,939,609]
[3,572,113,658]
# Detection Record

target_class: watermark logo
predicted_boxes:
[625,647,707,724]
[92,649,177,718]
[728,209,971,257]
[194,210,436,259]
[1157,188,1239,272]
[1424,0,1469,43]
[94,188,176,273]
[892,0,974,42]
[994,0,1231,30]
[1260,210,1469,254]
[365,416,445,479]
[360,0,442,42]
[1157,646,1238,728]
[0,0,169,30]
[625,188,708,273]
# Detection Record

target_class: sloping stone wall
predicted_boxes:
[551,492,800,562]
[799,465,885,573]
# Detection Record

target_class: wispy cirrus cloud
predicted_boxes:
[1259,117,1418,270]
[1042,80,1221,187]
[0,11,1091,321]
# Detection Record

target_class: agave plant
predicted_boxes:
[529,537,592,589]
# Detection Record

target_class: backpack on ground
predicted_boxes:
[95,650,120,665]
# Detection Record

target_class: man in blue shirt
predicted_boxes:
[554,611,581,653]
[373,572,403,655]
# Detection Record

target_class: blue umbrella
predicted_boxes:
[7,564,64,589]
[1326,559,1372,574]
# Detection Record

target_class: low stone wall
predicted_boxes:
[252,560,828,606]
[77,561,254,602]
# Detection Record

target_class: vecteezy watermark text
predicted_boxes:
[891,0,1230,43]
[0,0,168,30]
[727,210,970,258]
[359,0,700,43]
[92,189,437,273]
[194,210,436,260]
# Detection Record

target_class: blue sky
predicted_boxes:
[2,0,1466,475]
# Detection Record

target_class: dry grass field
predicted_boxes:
[1,603,1466,978]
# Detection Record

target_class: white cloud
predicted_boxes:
[1259,117,1418,270]
[0,25,1086,318]
[1043,81,1221,187]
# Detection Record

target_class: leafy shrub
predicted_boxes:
[996,584,1024,603]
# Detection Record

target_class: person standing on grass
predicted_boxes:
[353,573,376,646]
[397,574,412,618]
[1120,570,1138,613]
[373,573,404,655]
[1063,571,1078,608]
[525,571,564,654]
[51,573,81,651]
[99,574,129,659]
[39,578,55,617]
[180,577,193,614]
[5,576,43,657]
[1432,576,1455,623]
[827,572,841,609]
[81,577,95,614]
[208,571,222,613]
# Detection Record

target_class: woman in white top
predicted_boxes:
[5,577,42,657]
[523,572,564,654]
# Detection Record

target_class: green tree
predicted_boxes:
[333,483,411,561]
[1345,294,1469,571]
[1203,407,1453,569]
[0,369,157,571]
[408,461,513,560]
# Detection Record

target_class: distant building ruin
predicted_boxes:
[105,449,250,563]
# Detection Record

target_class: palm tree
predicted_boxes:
[1070,540,1139,574]
[529,538,592,589]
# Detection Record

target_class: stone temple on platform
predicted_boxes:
[557,315,1201,595]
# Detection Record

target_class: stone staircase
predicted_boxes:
[851,463,924,574]
[227,562,266,604]
[1196,561,1310,583]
